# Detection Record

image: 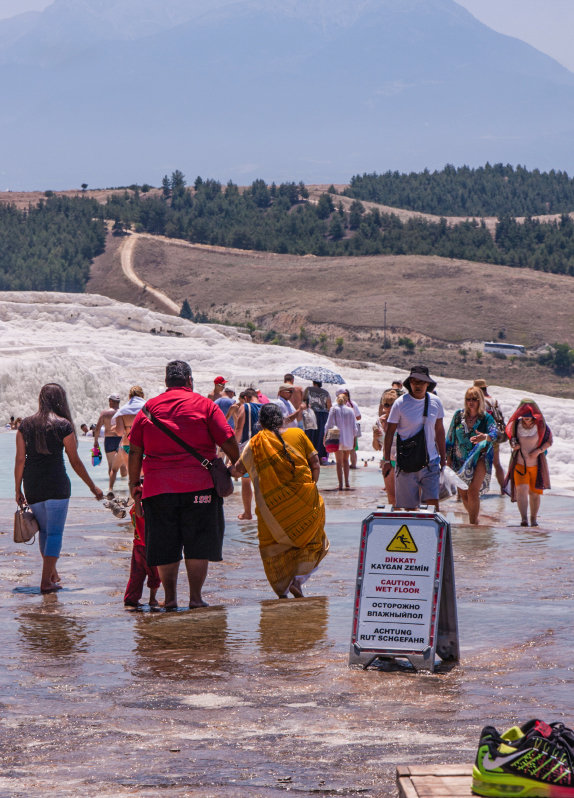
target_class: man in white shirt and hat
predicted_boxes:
[275,384,303,429]
[383,366,446,510]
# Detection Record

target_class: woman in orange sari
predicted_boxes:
[231,403,329,598]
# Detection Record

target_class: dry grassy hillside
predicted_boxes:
[88,231,574,397]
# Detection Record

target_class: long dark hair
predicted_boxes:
[258,403,295,470]
[28,383,75,454]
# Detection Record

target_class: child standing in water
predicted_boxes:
[123,504,161,607]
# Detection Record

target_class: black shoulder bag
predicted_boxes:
[396,393,429,473]
[142,406,234,498]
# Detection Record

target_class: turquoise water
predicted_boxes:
[1,430,117,499]
[2,431,574,796]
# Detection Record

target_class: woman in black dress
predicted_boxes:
[15,383,104,593]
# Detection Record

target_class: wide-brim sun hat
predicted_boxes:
[473,378,488,389]
[403,365,437,393]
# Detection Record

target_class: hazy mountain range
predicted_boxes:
[3,0,574,190]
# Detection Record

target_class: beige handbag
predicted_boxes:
[14,505,39,544]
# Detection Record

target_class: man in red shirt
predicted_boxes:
[129,361,239,609]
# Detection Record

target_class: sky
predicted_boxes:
[456,0,574,72]
[0,0,572,73]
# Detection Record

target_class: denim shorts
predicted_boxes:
[395,462,440,509]
[29,498,70,558]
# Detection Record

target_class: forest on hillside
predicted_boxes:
[5,166,574,294]
[344,163,574,217]
[104,172,574,276]
[0,196,105,291]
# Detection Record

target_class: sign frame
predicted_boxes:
[349,507,459,672]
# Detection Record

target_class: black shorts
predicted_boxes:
[104,435,122,454]
[143,489,224,566]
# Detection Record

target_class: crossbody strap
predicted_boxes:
[142,405,213,470]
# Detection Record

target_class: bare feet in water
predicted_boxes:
[289,578,304,598]
[189,600,209,608]
[237,513,253,521]
[41,582,62,593]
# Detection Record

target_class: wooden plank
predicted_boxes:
[397,774,421,798]
[404,766,471,776]
[396,765,473,798]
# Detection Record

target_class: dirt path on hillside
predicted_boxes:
[119,233,180,314]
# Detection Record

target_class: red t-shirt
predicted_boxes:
[129,387,234,499]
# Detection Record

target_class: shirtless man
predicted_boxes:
[207,376,227,402]
[283,373,304,410]
[110,386,146,496]
[94,394,125,492]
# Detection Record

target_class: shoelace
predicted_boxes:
[548,723,574,762]
[523,723,574,774]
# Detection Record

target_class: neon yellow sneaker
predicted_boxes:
[472,720,574,797]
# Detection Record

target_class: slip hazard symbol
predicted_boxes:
[386,525,418,553]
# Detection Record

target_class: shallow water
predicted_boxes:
[1,443,574,797]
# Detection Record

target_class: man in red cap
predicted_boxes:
[208,376,227,402]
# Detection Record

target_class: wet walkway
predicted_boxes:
[1,467,573,797]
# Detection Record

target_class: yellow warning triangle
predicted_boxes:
[386,525,418,553]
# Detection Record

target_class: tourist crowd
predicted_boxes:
[13,362,552,605]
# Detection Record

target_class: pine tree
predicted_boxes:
[180,299,193,320]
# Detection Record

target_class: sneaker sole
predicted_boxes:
[473,766,574,798]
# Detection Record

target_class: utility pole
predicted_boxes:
[383,301,388,349]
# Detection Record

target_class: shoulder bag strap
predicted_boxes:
[142,405,213,470]
[423,391,429,418]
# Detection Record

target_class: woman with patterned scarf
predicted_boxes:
[504,400,552,527]
[231,403,329,598]
[446,385,498,524]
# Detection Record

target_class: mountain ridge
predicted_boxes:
[2,0,574,189]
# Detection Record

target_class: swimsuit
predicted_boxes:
[104,435,122,453]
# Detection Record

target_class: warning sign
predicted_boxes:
[386,525,418,553]
[350,510,459,671]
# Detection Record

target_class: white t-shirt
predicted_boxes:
[275,397,297,429]
[387,392,444,462]
[324,404,358,450]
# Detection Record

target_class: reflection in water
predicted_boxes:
[17,602,88,658]
[3,489,574,797]
[258,596,328,656]
[133,607,229,680]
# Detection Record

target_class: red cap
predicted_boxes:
[214,376,227,385]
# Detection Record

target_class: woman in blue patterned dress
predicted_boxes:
[446,386,498,524]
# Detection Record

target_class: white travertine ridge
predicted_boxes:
[1,291,572,489]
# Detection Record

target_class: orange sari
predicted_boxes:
[240,428,329,597]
